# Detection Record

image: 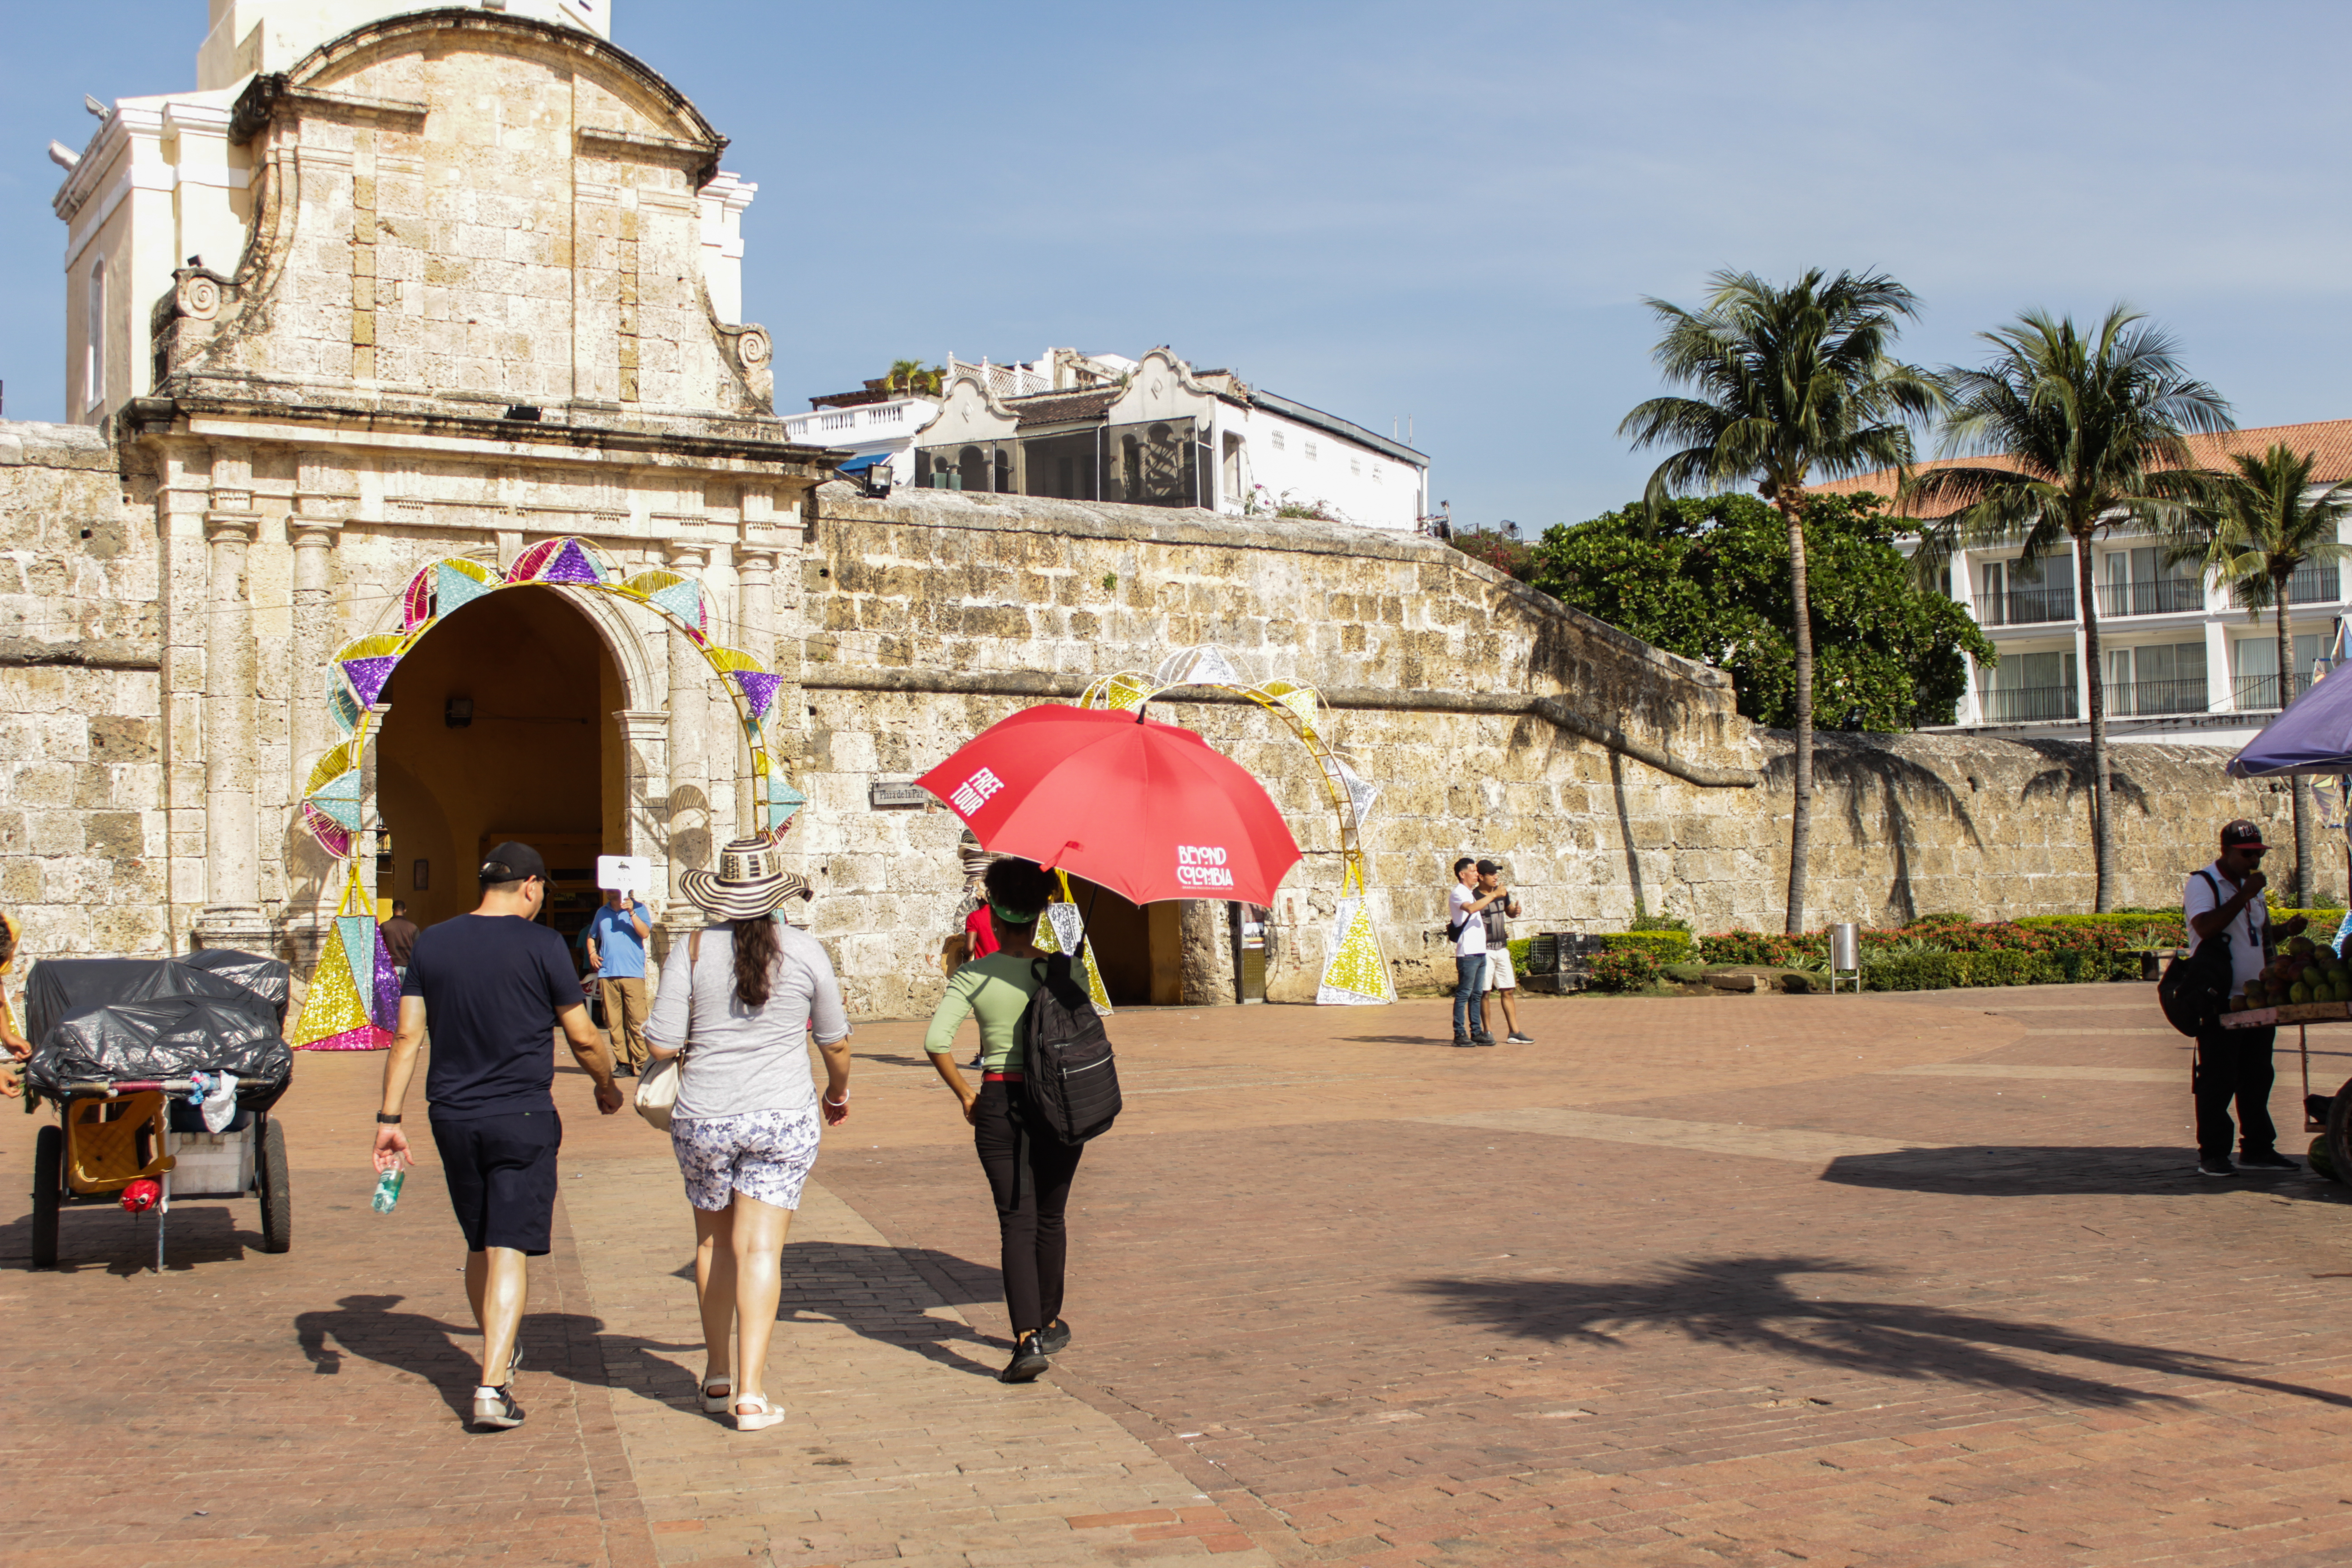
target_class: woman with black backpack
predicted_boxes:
[922,857,1083,1383]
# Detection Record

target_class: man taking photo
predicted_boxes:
[2183,819,2307,1177]
[372,842,624,1430]
[584,886,654,1079]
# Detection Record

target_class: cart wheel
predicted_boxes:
[31,1123,62,1269]
[257,1117,291,1254]
[2327,1077,2352,1190]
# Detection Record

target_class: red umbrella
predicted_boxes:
[915,704,1302,906]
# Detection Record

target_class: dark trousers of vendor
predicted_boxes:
[2195,1024,2278,1161]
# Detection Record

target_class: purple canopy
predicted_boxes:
[2227,669,2352,777]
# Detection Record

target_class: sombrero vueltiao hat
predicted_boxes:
[679,836,813,921]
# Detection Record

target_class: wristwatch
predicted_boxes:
[375,1112,402,1125]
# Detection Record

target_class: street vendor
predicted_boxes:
[0,912,27,1098]
[2183,819,2308,1177]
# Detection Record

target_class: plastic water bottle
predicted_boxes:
[371,1168,405,1214]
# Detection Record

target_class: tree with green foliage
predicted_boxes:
[1908,306,2231,912]
[1531,492,1993,731]
[2172,441,2352,907]
[885,359,945,396]
[1620,269,1942,934]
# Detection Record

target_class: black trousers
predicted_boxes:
[973,1081,1084,1335]
[2195,1024,2277,1161]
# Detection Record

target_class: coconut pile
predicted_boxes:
[2234,935,2349,1011]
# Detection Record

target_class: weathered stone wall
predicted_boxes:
[792,485,2276,1013]
[0,421,167,964]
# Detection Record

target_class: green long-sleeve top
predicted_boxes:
[923,953,1044,1070]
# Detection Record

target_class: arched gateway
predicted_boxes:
[290,538,798,1052]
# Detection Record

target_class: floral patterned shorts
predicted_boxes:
[670,1105,822,1212]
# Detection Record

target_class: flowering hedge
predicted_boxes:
[1587,948,1664,993]
[1693,916,2162,989]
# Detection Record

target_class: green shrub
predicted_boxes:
[1508,937,1532,970]
[1588,947,1662,992]
[1862,948,2058,991]
[1602,930,1696,964]
[1698,931,1821,967]
[1629,913,1693,934]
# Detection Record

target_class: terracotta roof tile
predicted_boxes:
[1813,419,2352,518]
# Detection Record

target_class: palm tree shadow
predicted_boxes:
[2015,738,2154,817]
[1415,1255,2352,1411]
[1761,734,1986,925]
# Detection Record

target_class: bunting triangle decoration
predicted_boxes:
[766,781,806,835]
[538,538,605,585]
[435,560,496,618]
[731,668,782,723]
[293,922,388,1051]
[339,655,399,708]
[1315,897,1395,1006]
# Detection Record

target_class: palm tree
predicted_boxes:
[1908,307,2231,911]
[2175,443,2352,907]
[1620,269,1942,935]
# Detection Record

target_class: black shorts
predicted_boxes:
[429,1109,562,1255]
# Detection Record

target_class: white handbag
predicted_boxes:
[633,931,698,1131]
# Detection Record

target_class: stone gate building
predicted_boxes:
[2,1,2279,1017]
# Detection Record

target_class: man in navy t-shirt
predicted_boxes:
[371,841,622,1431]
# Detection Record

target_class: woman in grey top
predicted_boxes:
[646,837,852,1433]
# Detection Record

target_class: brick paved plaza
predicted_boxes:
[7,984,2352,1567]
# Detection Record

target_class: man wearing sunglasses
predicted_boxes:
[2183,820,2308,1176]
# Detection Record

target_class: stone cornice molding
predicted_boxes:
[228,78,429,144]
[288,514,345,544]
[120,393,846,475]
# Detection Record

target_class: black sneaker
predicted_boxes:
[1036,1319,1072,1356]
[1507,1032,1534,1044]
[2240,1150,2300,1171]
[1000,1334,1050,1383]
[612,1064,635,1080]
[1472,1033,1497,1047]
[2197,1158,2238,1177]
[1451,1034,1475,1048]
[471,1385,526,1429]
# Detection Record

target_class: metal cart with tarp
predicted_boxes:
[20,950,293,1270]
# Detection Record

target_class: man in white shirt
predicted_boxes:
[1448,857,1503,1047]
[2182,819,2308,1176]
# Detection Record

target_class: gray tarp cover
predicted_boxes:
[24,953,294,1102]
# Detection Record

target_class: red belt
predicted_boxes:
[983,1070,1023,1083]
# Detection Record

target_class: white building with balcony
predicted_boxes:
[1828,420,2352,749]
[789,346,1432,529]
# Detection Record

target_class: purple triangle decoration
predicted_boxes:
[541,539,603,585]
[341,655,401,708]
[371,925,401,1032]
[731,669,781,723]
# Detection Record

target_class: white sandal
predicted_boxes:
[700,1381,732,1414]
[732,1392,785,1432]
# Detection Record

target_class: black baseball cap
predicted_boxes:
[479,841,549,885]
[2220,820,2269,851]
[1475,859,1503,876]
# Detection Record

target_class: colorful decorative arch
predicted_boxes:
[291,535,805,1051]
[1080,645,1392,1007]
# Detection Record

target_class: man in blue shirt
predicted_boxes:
[585,887,654,1079]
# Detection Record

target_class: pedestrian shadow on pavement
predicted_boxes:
[777,1239,1013,1380]
[1416,1254,2352,1411]
[1820,1145,2352,1204]
[293,1293,704,1417]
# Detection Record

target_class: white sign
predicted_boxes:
[597,854,652,895]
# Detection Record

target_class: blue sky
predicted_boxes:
[4,1,2347,526]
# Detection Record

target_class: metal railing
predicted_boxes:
[1981,684,2078,722]
[2229,565,2341,609]
[2233,672,2314,712]
[2096,577,2204,617]
[2107,677,2209,716]
[1973,586,2076,627]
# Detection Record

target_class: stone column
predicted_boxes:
[663,544,711,945]
[195,502,274,953]
[287,512,343,779]
[615,708,676,980]
[735,544,777,833]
